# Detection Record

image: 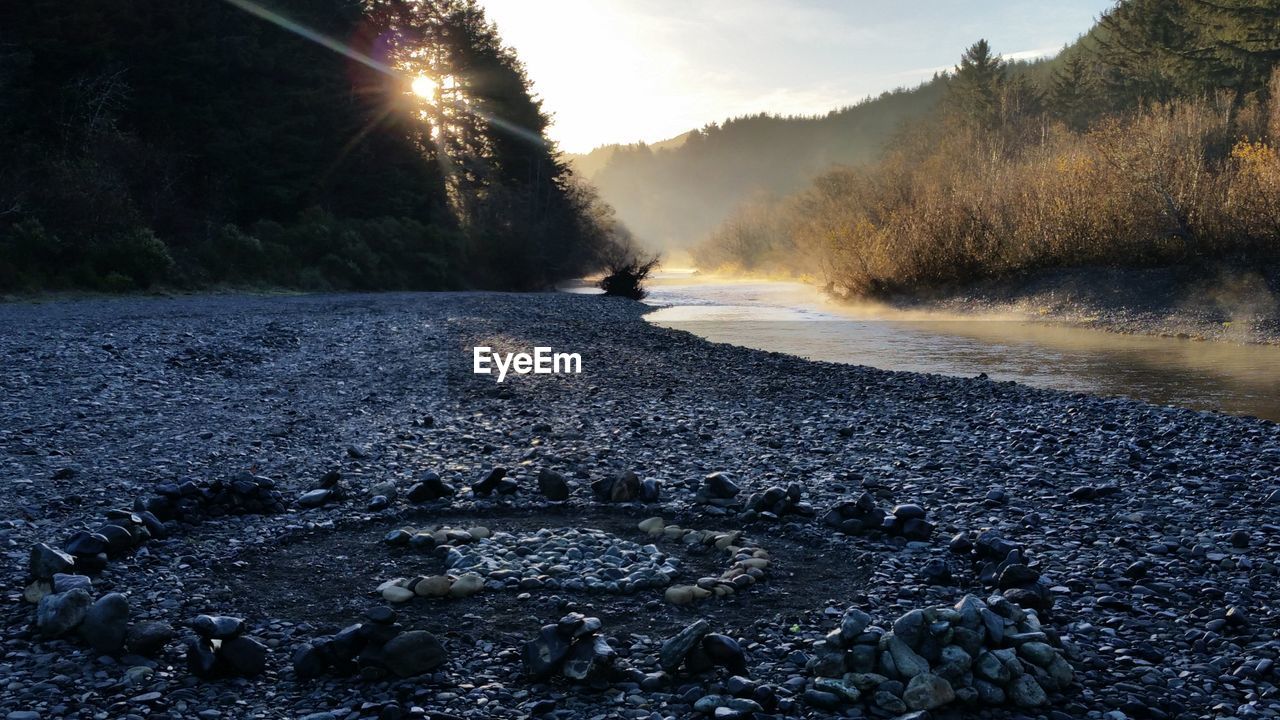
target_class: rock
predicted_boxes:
[802,689,842,709]
[972,650,1009,685]
[127,621,174,656]
[921,558,952,585]
[886,636,930,678]
[591,470,643,502]
[1018,641,1057,667]
[366,606,397,624]
[1008,675,1048,707]
[1046,654,1075,687]
[703,633,746,674]
[35,588,92,636]
[640,477,662,501]
[893,609,926,647]
[186,637,219,677]
[367,495,389,511]
[638,517,665,535]
[903,673,955,711]
[873,690,908,714]
[191,615,245,640]
[383,630,447,678]
[839,608,871,642]
[80,592,129,654]
[293,643,329,679]
[123,665,154,685]
[96,524,135,556]
[973,678,1006,704]
[29,543,75,580]
[52,573,92,594]
[369,480,397,500]
[448,573,484,598]
[64,531,109,558]
[472,467,506,496]
[22,580,50,605]
[406,482,435,503]
[297,489,330,508]
[703,472,740,499]
[892,503,926,520]
[381,584,415,603]
[562,635,611,680]
[660,619,709,671]
[221,636,269,676]
[1226,605,1250,626]
[813,676,862,703]
[537,469,570,500]
[998,563,1040,589]
[415,576,452,597]
[664,586,695,605]
[524,624,570,679]
[408,472,456,503]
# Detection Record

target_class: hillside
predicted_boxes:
[565,131,696,179]
[582,77,949,251]
[692,0,1280,299]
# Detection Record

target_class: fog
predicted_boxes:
[637,271,1280,420]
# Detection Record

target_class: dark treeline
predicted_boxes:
[694,0,1280,296]
[572,80,948,253]
[0,0,630,293]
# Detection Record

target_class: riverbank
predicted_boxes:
[1,292,1278,719]
[868,265,1280,346]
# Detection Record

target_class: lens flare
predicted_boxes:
[411,76,437,98]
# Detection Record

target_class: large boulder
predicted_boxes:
[79,592,130,654]
[382,631,447,678]
[29,543,75,580]
[36,588,93,636]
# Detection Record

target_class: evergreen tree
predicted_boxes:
[950,40,1008,129]
[0,0,625,291]
[1049,53,1100,131]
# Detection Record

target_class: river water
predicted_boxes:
[606,272,1280,421]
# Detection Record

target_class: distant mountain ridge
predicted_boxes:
[566,131,695,179]
[572,77,949,251]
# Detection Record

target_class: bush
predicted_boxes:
[695,92,1280,296]
[598,253,660,300]
[0,219,62,290]
[93,228,175,288]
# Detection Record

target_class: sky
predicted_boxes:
[478,0,1116,153]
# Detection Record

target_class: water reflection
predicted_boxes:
[632,275,1280,421]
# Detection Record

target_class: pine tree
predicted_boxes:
[1184,0,1280,96]
[1049,53,1100,131]
[950,40,1007,129]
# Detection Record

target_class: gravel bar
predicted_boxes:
[1,292,1277,720]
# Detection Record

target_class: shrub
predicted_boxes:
[599,254,660,300]
[93,228,174,288]
[695,93,1280,295]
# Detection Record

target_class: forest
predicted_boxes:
[572,80,948,253]
[692,0,1280,296]
[0,0,631,293]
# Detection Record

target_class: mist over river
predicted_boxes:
[579,271,1280,421]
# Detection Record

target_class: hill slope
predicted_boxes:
[585,77,949,251]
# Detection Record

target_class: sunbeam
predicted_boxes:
[219,0,548,149]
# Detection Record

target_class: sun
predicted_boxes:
[411,75,437,99]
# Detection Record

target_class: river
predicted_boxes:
[593,272,1280,421]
